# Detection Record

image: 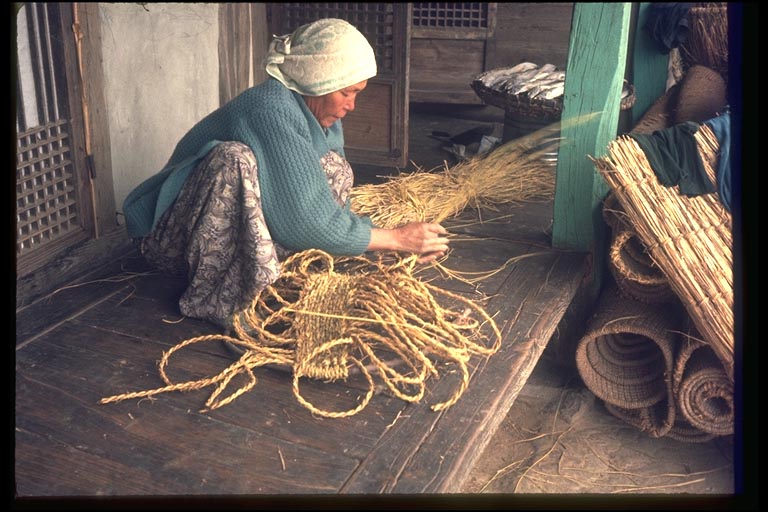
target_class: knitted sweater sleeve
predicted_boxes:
[246,106,372,256]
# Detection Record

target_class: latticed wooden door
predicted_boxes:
[15,3,93,277]
[267,3,411,167]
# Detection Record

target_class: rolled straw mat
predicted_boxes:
[608,228,675,305]
[672,65,728,125]
[630,83,679,135]
[575,284,680,416]
[604,193,673,305]
[604,402,716,443]
[673,335,734,436]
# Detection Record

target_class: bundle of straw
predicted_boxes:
[679,3,729,80]
[350,121,566,228]
[592,124,733,380]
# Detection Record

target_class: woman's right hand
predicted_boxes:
[368,222,449,263]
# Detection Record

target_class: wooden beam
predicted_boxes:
[72,3,118,237]
[552,3,631,268]
[630,3,670,125]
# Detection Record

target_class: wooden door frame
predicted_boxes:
[16,2,124,308]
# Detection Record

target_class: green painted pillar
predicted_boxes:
[552,2,632,292]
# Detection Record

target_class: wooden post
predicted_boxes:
[552,2,632,291]
[630,2,670,125]
[70,2,117,237]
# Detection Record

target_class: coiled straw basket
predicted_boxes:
[575,285,680,427]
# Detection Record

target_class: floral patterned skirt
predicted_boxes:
[141,141,354,329]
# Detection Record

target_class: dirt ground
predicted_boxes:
[460,346,735,496]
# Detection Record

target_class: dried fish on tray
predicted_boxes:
[472,62,636,120]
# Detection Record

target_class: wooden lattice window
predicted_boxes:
[16,121,79,255]
[269,3,397,75]
[412,2,490,29]
[16,3,92,276]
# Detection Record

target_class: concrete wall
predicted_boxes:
[98,3,220,216]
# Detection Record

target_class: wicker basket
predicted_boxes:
[471,77,636,120]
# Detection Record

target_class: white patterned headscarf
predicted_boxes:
[265,18,377,96]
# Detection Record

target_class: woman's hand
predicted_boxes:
[368,222,449,263]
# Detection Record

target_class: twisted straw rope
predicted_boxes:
[101,249,501,417]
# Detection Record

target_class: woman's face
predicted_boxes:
[304,80,368,128]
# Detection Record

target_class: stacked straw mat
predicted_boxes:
[600,64,726,307]
[594,124,732,378]
[679,3,729,81]
[592,59,732,379]
[586,58,734,440]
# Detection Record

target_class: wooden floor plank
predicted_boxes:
[15,279,132,348]
[15,321,400,467]
[15,254,157,347]
[14,426,178,497]
[15,200,589,495]
[416,237,539,296]
[15,374,358,495]
[15,227,139,310]
[389,251,588,493]
[444,199,554,247]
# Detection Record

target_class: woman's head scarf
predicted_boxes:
[265,18,377,96]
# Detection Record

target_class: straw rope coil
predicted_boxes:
[592,123,733,380]
[101,249,501,418]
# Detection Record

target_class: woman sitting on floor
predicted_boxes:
[122,18,449,332]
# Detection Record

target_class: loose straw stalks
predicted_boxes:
[592,124,733,380]
[350,114,599,229]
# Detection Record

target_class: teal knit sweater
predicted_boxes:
[122,78,373,256]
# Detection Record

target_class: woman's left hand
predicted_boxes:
[367,222,450,262]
